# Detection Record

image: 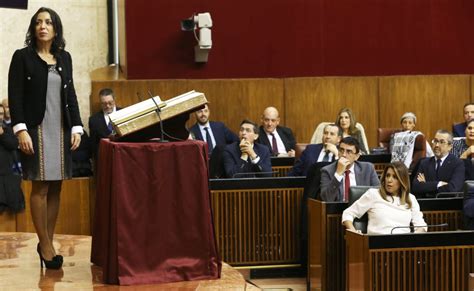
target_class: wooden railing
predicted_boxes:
[210,177,305,266]
[346,230,474,291]
[308,198,465,291]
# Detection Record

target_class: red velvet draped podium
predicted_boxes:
[91,139,221,285]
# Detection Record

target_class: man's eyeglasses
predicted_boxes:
[101,101,115,107]
[431,139,451,145]
[338,147,356,155]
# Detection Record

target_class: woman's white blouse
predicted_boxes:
[342,188,427,235]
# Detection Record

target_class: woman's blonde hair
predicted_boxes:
[379,161,412,208]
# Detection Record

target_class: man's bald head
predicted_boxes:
[262,107,280,133]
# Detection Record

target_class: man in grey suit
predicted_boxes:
[320,136,380,201]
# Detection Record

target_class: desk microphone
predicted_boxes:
[390,223,448,234]
[232,171,276,178]
[147,90,168,143]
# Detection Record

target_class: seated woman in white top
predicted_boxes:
[342,161,427,235]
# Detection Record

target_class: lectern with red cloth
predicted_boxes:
[91,139,221,285]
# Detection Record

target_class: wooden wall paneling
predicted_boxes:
[90,78,189,116]
[471,74,474,104]
[379,75,471,143]
[187,79,284,134]
[16,178,91,235]
[0,211,17,232]
[285,77,379,146]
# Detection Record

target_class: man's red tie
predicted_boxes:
[344,170,350,202]
[271,133,278,155]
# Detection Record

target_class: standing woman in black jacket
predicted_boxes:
[8,7,83,269]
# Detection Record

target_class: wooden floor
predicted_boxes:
[250,278,307,291]
[0,232,260,290]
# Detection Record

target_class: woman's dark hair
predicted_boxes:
[24,7,65,56]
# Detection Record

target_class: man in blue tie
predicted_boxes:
[89,88,121,159]
[412,130,465,198]
[189,104,239,153]
[288,123,342,176]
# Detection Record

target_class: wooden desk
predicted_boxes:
[307,198,464,291]
[346,230,474,291]
[271,157,295,177]
[210,177,305,266]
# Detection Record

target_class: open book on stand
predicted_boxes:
[109,90,207,141]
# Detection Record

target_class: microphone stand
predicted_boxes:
[232,171,277,178]
[390,223,448,234]
[148,91,168,143]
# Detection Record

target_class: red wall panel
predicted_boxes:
[124,0,474,79]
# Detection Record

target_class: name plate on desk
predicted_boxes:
[109,90,207,138]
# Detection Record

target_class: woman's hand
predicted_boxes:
[70,133,81,151]
[416,173,426,183]
[343,220,358,232]
[460,146,474,159]
[17,130,34,155]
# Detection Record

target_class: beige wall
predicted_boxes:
[0,0,108,126]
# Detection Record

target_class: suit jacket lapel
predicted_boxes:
[278,127,292,151]
[210,122,221,144]
[192,124,204,140]
[439,154,452,177]
[99,115,109,135]
[354,162,362,185]
[259,128,271,148]
[428,157,437,179]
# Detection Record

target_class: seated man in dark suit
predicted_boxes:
[288,123,342,176]
[453,102,474,137]
[320,137,380,202]
[2,98,21,175]
[89,88,120,159]
[257,107,296,157]
[1,98,12,127]
[464,189,474,230]
[222,119,272,178]
[0,104,24,212]
[189,104,239,154]
[412,130,465,197]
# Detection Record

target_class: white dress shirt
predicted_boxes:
[334,163,357,186]
[103,106,117,126]
[266,130,286,154]
[198,122,216,147]
[317,149,334,162]
[342,188,427,234]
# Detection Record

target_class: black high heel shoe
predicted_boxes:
[36,243,62,269]
[37,243,64,263]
